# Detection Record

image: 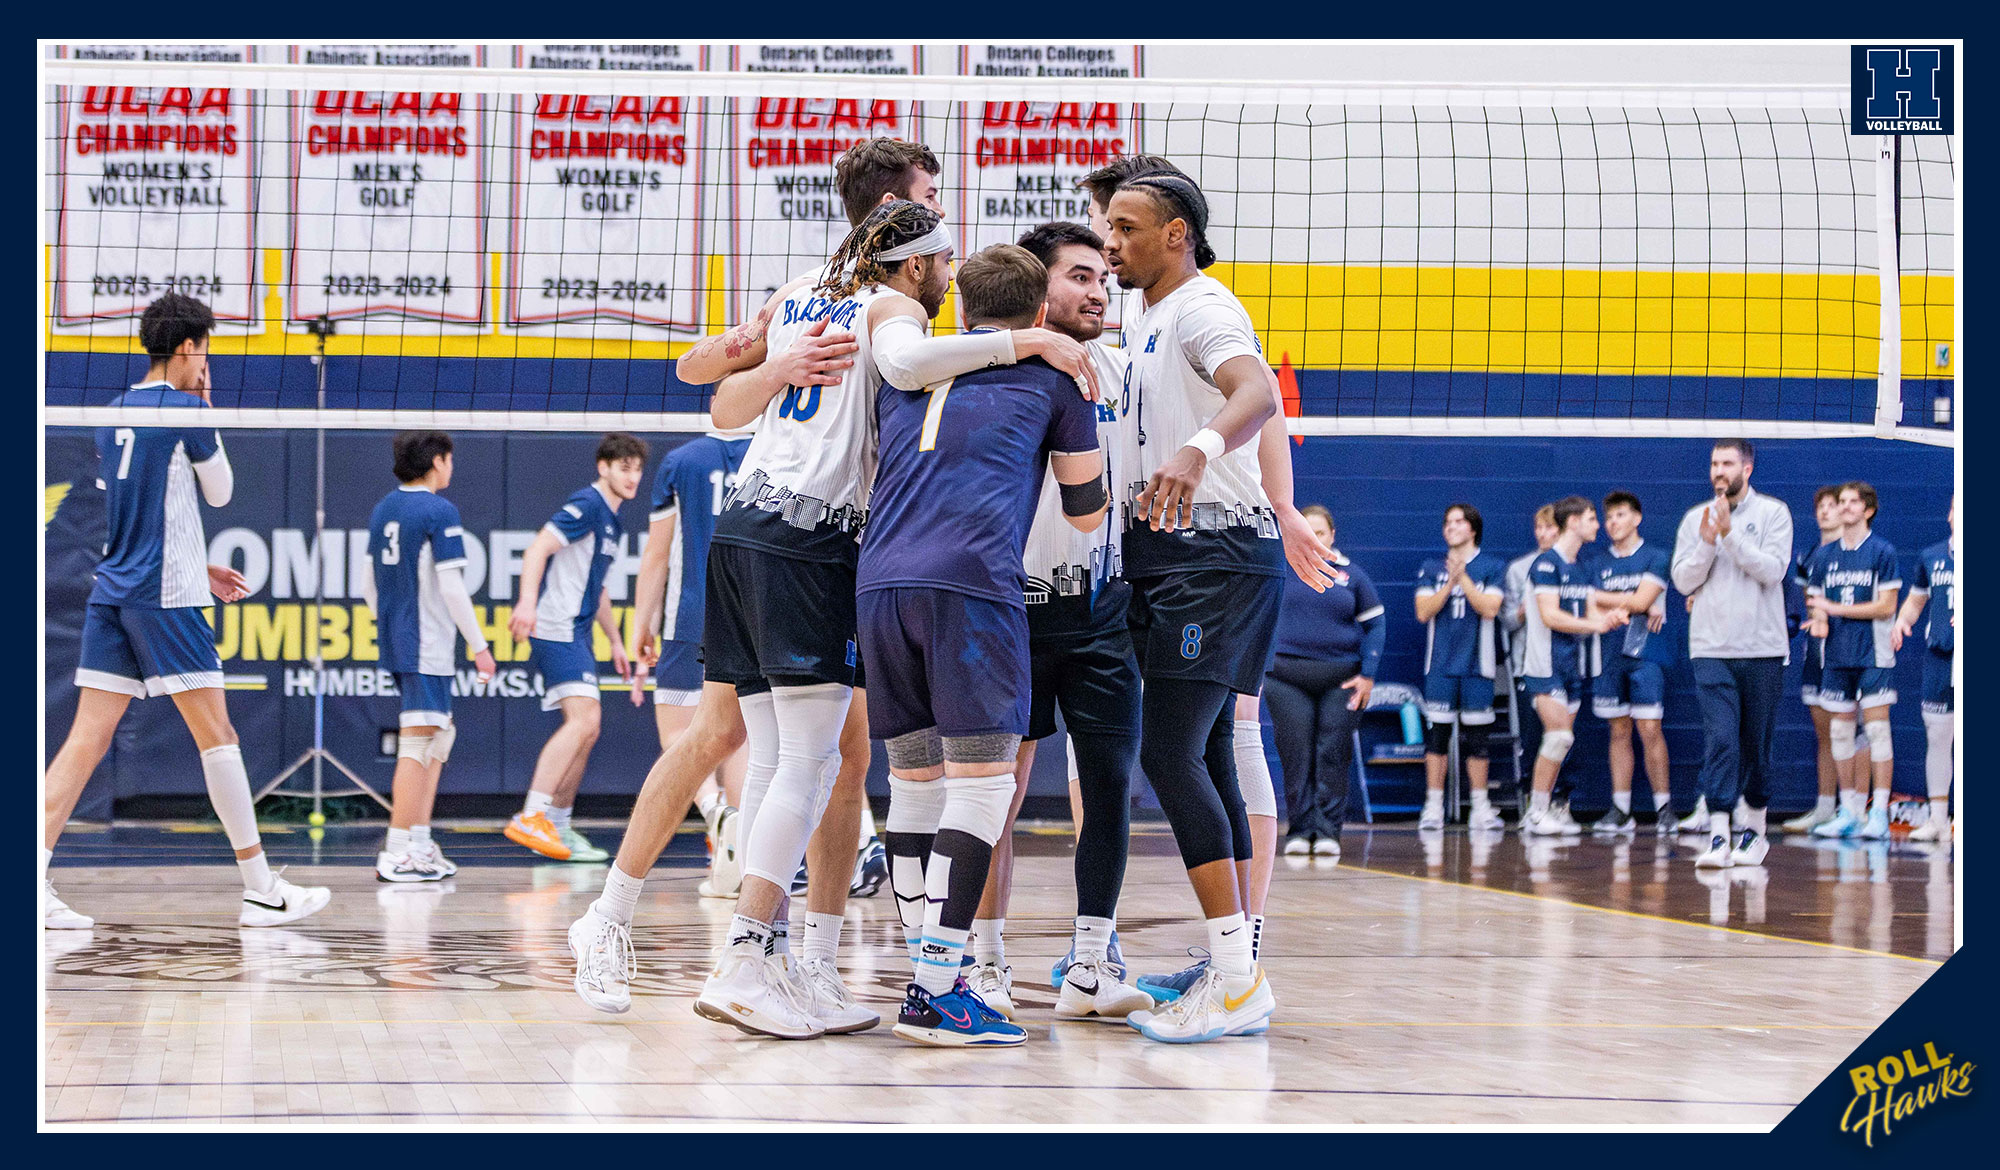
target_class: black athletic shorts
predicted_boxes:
[1126,568,1282,696]
[703,543,861,689]
[1027,582,1141,742]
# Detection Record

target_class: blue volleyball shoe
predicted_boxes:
[1135,948,1211,1005]
[892,979,1027,1047]
[1049,930,1124,988]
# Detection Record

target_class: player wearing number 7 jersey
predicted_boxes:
[857,243,1107,1046]
[43,293,330,930]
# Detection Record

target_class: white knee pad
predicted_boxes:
[428,721,457,764]
[938,771,1016,844]
[397,733,434,763]
[1869,726,1895,762]
[1233,719,1277,818]
[1924,711,1955,798]
[1537,728,1574,765]
[886,775,948,836]
[1828,718,1858,762]
[741,684,850,887]
[736,690,780,840]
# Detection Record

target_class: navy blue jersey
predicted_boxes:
[648,434,751,642]
[89,383,226,609]
[1913,539,1955,655]
[367,486,470,675]
[1524,547,1593,677]
[532,484,623,642]
[1806,533,1901,669]
[1276,558,1384,662]
[1589,538,1672,661]
[858,352,1100,606]
[1415,549,1507,678]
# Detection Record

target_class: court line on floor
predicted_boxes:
[39,1017,1867,1031]
[1340,862,1945,966]
[40,1078,1803,1110]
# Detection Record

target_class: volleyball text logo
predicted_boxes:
[1851,46,1955,134]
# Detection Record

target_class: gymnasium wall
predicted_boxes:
[43,422,1951,820]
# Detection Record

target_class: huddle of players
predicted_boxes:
[1410,484,1958,856]
[545,140,1337,1048]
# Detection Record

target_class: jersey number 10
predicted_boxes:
[778,385,821,422]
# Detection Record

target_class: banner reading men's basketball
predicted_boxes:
[725,43,924,324]
[50,44,261,332]
[505,44,708,335]
[951,43,1141,330]
[288,44,488,326]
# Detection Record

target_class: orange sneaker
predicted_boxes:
[505,810,572,860]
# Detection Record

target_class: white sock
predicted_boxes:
[1814,794,1836,816]
[696,788,721,823]
[386,827,413,855]
[803,911,842,964]
[1653,790,1673,817]
[1074,915,1115,963]
[1842,790,1866,817]
[1471,788,1492,813]
[1929,797,1949,826]
[1871,787,1891,815]
[771,915,792,957]
[1422,789,1443,810]
[1612,790,1631,815]
[594,864,645,925]
[40,846,52,885]
[1530,791,1551,817]
[973,918,1005,966]
[1207,913,1254,977]
[1746,806,1767,834]
[548,804,573,831]
[410,825,431,846]
[199,744,261,851]
[1708,811,1730,840]
[728,913,773,953]
[524,790,554,817]
[238,851,275,895]
[1250,914,1266,962]
[858,803,879,840]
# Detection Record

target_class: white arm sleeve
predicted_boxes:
[192,444,234,507]
[871,316,1017,390]
[356,554,377,615]
[435,565,489,655]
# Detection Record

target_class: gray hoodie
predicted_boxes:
[1670,485,1794,660]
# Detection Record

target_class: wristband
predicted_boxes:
[1183,428,1226,461]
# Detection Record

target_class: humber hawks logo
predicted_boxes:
[1851,46,1955,135]
[1840,1041,1973,1146]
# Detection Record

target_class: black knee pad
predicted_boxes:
[1460,721,1490,758]
[1424,720,1454,756]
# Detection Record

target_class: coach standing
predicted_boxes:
[1669,438,1793,870]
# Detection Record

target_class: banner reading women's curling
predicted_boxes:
[50,44,261,331]
[505,44,708,334]
[287,44,488,326]
[725,42,924,324]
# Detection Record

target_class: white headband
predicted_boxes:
[875,222,954,263]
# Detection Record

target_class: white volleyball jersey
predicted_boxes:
[1117,274,1282,577]
[715,275,895,564]
[1021,340,1130,604]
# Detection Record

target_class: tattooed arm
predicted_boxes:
[676,275,814,386]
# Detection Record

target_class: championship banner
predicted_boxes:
[50,44,260,331]
[953,43,1141,330]
[286,44,488,326]
[504,44,708,333]
[724,43,924,323]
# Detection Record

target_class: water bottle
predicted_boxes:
[1399,701,1422,745]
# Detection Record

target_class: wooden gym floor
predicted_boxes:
[42,821,1950,1126]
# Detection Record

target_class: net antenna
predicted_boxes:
[40,58,1953,446]
[251,312,390,817]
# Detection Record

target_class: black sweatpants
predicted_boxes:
[1263,652,1364,840]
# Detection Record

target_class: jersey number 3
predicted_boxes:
[379,521,402,565]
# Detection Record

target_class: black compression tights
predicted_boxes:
[1139,677,1250,870]
[1071,731,1139,920]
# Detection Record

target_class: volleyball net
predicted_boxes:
[41,53,1956,445]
